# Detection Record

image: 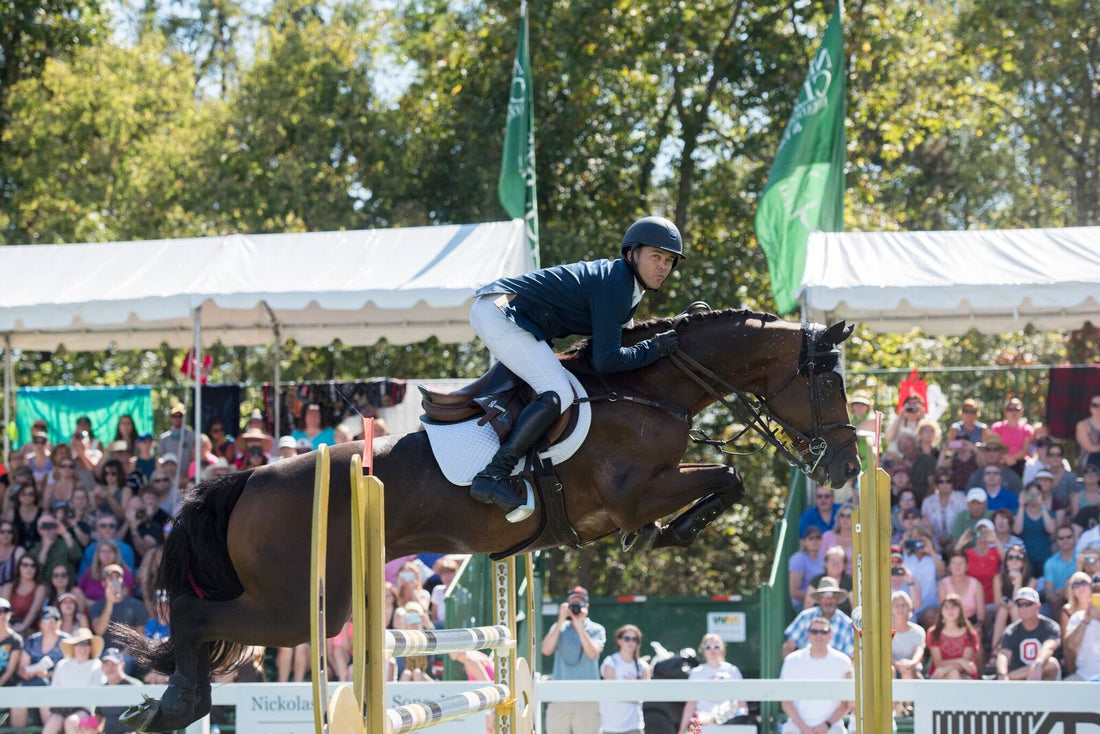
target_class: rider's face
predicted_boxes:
[629,246,676,289]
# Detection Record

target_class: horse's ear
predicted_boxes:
[821,320,853,346]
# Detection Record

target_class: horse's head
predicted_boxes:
[760,320,861,488]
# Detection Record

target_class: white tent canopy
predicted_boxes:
[0,219,530,351]
[799,226,1100,334]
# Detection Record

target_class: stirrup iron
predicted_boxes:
[505,477,536,523]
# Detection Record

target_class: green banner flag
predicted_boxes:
[498,0,540,267]
[755,3,846,314]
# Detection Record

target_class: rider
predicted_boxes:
[468,215,685,516]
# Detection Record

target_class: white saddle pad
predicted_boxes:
[421,371,591,486]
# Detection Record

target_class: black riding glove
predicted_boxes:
[652,330,678,356]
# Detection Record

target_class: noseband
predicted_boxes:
[667,318,856,477]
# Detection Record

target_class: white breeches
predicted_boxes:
[470,295,571,414]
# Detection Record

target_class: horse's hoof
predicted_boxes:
[120,694,164,731]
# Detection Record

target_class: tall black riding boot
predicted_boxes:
[470,391,561,512]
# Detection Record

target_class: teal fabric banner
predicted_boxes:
[15,386,153,448]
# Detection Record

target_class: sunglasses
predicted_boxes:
[962,408,978,414]
[19,562,37,569]
[1005,406,1022,411]
[1015,600,1036,608]
[59,463,74,469]
[33,438,47,445]
[0,609,10,614]
[936,479,953,484]
[0,529,12,534]
[152,477,170,483]
[1072,579,1090,588]
[619,635,640,642]
[808,629,830,636]
[52,571,70,578]
[702,644,722,650]
[1006,555,1025,561]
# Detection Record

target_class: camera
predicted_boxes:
[568,602,583,616]
[52,500,75,519]
[903,539,924,552]
[405,612,421,625]
[248,446,264,457]
[135,509,146,522]
[891,566,906,577]
[904,405,919,414]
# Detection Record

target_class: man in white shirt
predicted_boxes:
[780,617,853,734]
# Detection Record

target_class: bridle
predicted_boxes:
[665,306,857,477]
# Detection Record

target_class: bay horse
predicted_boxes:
[119,308,860,731]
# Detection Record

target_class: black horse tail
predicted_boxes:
[113,470,252,676]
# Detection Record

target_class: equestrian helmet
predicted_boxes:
[620,216,686,263]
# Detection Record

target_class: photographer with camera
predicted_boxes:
[541,586,605,734]
[888,546,922,614]
[28,513,81,585]
[89,564,148,656]
[901,526,943,628]
[122,486,171,559]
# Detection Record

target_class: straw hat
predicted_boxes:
[238,427,273,452]
[808,576,844,598]
[61,627,104,659]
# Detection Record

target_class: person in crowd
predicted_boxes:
[45,564,88,617]
[820,506,854,573]
[12,605,69,730]
[976,465,1018,515]
[1039,443,1077,507]
[67,487,95,548]
[806,546,853,616]
[186,433,219,483]
[1013,483,1054,576]
[1071,464,1100,532]
[994,587,1061,680]
[1023,435,1061,484]
[783,576,855,658]
[393,559,426,611]
[133,434,156,482]
[780,616,853,734]
[948,398,988,444]
[78,515,136,577]
[78,540,134,603]
[206,419,236,466]
[788,525,825,611]
[1075,395,1100,473]
[989,508,1024,556]
[990,545,1036,651]
[599,624,651,734]
[961,519,1001,628]
[0,520,26,588]
[102,440,143,496]
[29,512,82,584]
[990,397,1033,478]
[897,432,936,501]
[938,551,985,633]
[89,564,148,653]
[122,486,171,561]
[158,403,195,476]
[897,504,937,556]
[885,393,927,453]
[964,434,1024,494]
[938,433,980,492]
[9,476,45,551]
[1061,571,1094,637]
[678,633,748,733]
[397,601,435,681]
[799,487,838,539]
[42,627,103,734]
[888,545,922,612]
[70,417,103,482]
[275,435,298,462]
[1032,469,1069,529]
[27,430,54,486]
[1,554,47,634]
[1043,524,1079,617]
[1079,548,1100,585]
[926,593,979,679]
[92,458,130,521]
[902,525,942,627]
[240,441,269,470]
[541,586,605,734]
[291,403,335,451]
[1063,573,1100,680]
[146,463,179,518]
[890,491,920,543]
[1075,515,1100,556]
[0,597,24,690]
[97,646,143,734]
[44,450,85,510]
[111,415,138,456]
[890,590,924,717]
[951,488,991,545]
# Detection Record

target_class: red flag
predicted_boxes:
[180,349,212,385]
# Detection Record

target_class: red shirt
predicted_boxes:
[965,546,1001,602]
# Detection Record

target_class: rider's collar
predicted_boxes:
[632,278,644,307]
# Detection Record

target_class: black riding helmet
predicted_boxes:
[620,216,686,267]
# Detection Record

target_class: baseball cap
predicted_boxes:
[1034,469,1054,480]
[137,433,154,442]
[974,518,995,533]
[100,647,124,664]
[40,606,61,622]
[890,545,903,559]
[102,564,125,579]
[1013,587,1040,604]
[566,586,589,603]
[159,453,179,465]
[169,403,186,416]
[966,487,988,503]
[277,436,297,450]
[801,525,823,539]
[0,598,10,612]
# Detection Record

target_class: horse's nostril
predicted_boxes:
[845,461,860,479]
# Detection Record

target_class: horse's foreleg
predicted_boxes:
[619,464,744,551]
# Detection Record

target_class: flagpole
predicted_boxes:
[499,0,539,268]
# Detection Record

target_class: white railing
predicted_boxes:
[0,678,1094,734]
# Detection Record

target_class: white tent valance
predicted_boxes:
[799,226,1100,334]
[1,220,531,350]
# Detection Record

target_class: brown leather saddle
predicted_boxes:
[419,362,577,445]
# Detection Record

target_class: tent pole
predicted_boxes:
[193,308,203,479]
[263,302,281,443]
[3,335,11,462]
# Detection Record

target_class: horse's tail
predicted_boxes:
[112,470,252,676]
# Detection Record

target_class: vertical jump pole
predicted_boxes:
[362,420,387,734]
[310,445,332,734]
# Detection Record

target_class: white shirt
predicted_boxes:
[688,660,746,720]
[599,653,649,733]
[779,646,852,728]
[1067,610,1100,680]
[1076,526,1100,555]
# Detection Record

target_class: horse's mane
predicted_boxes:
[558,307,785,375]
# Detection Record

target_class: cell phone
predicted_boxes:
[405,612,421,624]
[891,567,905,576]
[903,539,924,552]
[948,440,964,449]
